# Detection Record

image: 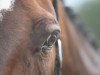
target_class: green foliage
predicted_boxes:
[79,1,100,40]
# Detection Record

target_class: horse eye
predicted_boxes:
[41,30,59,51]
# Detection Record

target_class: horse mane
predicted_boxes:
[64,6,99,50]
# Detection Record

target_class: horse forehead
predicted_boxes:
[0,0,53,10]
[17,0,56,21]
[0,0,54,21]
[22,0,54,12]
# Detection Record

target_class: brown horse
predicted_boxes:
[0,0,100,75]
[0,0,61,75]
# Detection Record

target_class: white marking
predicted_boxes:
[0,0,15,11]
[58,39,63,67]
[0,0,15,21]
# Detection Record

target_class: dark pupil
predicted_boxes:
[41,31,59,50]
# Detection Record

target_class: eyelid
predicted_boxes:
[41,30,60,51]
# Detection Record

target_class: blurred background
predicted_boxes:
[63,0,100,42]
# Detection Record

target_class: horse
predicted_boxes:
[0,0,100,75]
[0,0,61,75]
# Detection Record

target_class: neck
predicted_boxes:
[58,0,100,75]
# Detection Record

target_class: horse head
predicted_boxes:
[0,0,61,75]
